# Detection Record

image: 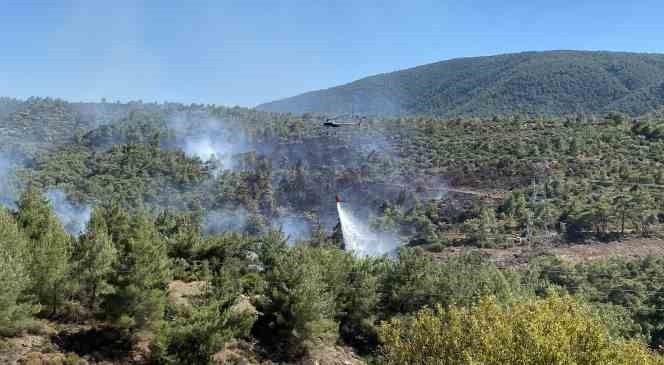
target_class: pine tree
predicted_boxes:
[102,200,131,250]
[338,259,380,351]
[105,209,171,333]
[0,208,33,335]
[156,270,256,364]
[74,207,117,310]
[629,189,657,236]
[16,186,72,317]
[612,191,633,236]
[259,246,337,358]
[591,193,612,235]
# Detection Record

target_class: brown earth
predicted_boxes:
[210,341,366,365]
[427,236,664,267]
[0,335,49,365]
[166,280,208,309]
[548,237,664,263]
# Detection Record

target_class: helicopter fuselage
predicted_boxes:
[323,121,357,127]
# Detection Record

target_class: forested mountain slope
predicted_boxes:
[257,51,664,117]
[5,98,664,363]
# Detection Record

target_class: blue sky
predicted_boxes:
[1,0,662,107]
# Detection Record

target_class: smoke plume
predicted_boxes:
[46,189,92,235]
[272,215,312,244]
[168,112,252,173]
[203,207,250,235]
[0,153,22,209]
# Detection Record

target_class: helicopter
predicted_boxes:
[322,114,366,128]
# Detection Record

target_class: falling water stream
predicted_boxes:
[336,202,399,257]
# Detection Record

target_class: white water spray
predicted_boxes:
[336,202,399,257]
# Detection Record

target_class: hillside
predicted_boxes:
[257,50,664,117]
[0,97,145,156]
[6,99,664,363]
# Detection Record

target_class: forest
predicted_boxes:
[4,97,664,364]
[257,51,664,117]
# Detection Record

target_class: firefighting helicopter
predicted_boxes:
[322,114,366,128]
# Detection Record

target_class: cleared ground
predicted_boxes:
[428,235,664,267]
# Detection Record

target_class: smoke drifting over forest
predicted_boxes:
[45,189,92,235]
[0,155,92,235]
[0,98,441,255]
[273,215,312,244]
[203,207,250,235]
[168,113,252,172]
[0,153,19,209]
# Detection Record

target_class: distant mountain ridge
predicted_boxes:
[256,51,664,117]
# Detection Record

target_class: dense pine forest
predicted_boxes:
[5,97,664,364]
[257,51,664,117]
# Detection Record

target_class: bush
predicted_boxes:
[156,297,256,364]
[428,242,445,252]
[381,250,524,315]
[378,295,664,365]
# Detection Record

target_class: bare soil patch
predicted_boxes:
[427,236,664,267]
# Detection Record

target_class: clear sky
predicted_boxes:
[1,0,663,107]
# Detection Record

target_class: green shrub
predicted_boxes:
[379,295,664,365]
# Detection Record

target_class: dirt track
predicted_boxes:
[428,236,664,267]
[548,237,664,263]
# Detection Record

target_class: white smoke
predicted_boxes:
[203,207,250,234]
[184,137,219,161]
[337,202,400,257]
[272,215,311,244]
[168,113,253,173]
[0,153,21,209]
[46,189,92,236]
[420,177,449,201]
[182,135,243,172]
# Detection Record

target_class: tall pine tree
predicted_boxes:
[104,209,171,333]
[73,207,117,310]
[16,186,72,317]
[0,208,33,335]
